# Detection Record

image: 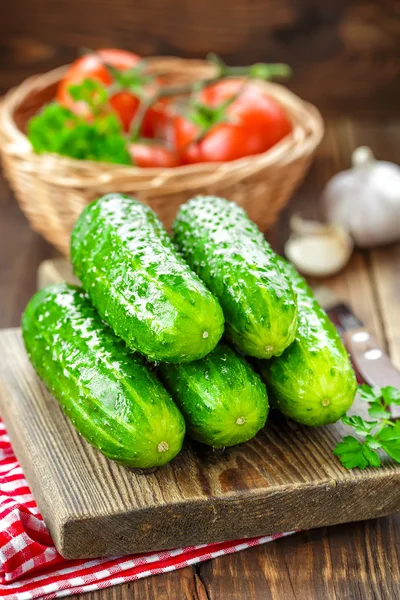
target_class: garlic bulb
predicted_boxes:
[322,146,400,247]
[285,215,353,277]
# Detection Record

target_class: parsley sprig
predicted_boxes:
[28,80,132,165]
[334,384,400,469]
[68,79,110,115]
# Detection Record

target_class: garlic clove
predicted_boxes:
[290,214,335,236]
[285,215,353,277]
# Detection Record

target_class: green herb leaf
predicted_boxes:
[375,422,400,462]
[334,384,400,470]
[365,434,382,450]
[381,386,400,406]
[362,445,382,467]
[341,415,378,437]
[334,436,381,469]
[28,103,132,165]
[68,79,109,113]
[368,402,389,419]
[358,384,381,403]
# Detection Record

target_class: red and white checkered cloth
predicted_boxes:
[0,420,293,599]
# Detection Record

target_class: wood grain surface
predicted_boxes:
[1,0,400,115]
[0,326,400,559]
[37,258,79,290]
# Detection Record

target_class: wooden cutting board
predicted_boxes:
[1,327,400,560]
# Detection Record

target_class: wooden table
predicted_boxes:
[1,115,400,599]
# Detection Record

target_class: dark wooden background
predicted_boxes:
[1,0,400,114]
[1,1,400,598]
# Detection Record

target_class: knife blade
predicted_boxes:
[313,285,400,419]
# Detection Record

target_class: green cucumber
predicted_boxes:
[71,193,224,363]
[159,343,269,447]
[259,259,357,426]
[173,196,298,359]
[22,283,185,468]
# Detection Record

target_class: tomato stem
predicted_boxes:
[124,52,292,142]
[129,94,153,140]
[184,77,250,146]
[151,59,291,100]
[206,53,292,80]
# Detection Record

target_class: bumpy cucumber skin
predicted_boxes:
[173,196,298,359]
[159,343,269,447]
[22,283,186,468]
[259,259,357,426]
[71,193,224,363]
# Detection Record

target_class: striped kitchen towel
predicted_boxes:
[0,420,293,599]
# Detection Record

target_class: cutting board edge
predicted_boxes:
[56,469,400,558]
[3,395,400,559]
[2,326,400,559]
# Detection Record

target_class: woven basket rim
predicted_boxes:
[0,58,324,193]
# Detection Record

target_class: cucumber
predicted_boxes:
[173,196,298,359]
[259,259,357,426]
[159,343,269,447]
[71,193,224,363]
[22,283,186,468]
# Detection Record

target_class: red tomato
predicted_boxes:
[198,78,251,106]
[173,79,292,164]
[57,50,141,127]
[57,49,167,135]
[129,142,180,168]
[58,50,141,95]
[141,98,174,140]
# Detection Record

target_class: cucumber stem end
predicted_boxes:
[157,441,169,453]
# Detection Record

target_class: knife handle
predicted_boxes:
[343,327,400,418]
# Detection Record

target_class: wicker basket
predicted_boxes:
[0,57,324,257]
